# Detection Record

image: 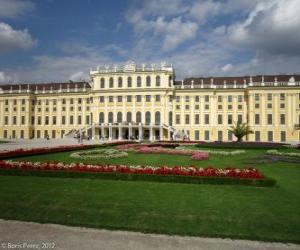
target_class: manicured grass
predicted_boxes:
[0,145,300,242]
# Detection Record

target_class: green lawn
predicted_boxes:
[0,145,299,243]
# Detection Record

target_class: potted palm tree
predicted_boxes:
[228,122,254,142]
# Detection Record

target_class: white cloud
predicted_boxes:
[190,0,222,24]
[0,0,34,19]
[0,71,18,83]
[69,71,86,81]
[221,64,233,72]
[229,0,300,55]
[0,22,36,53]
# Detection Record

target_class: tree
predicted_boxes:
[228,122,253,142]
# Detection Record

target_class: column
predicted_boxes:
[138,122,143,140]
[118,123,122,140]
[109,123,112,140]
[101,124,105,140]
[160,127,163,140]
[150,127,153,141]
[92,126,95,140]
[128,123,132,140]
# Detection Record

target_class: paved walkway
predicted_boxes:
[0,139,103,152]
[0,219,299,250]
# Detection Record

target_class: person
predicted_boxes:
[46,134,49,140]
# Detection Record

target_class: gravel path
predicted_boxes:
[0,219,299,250]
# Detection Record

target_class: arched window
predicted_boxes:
[99,112,104,124]
[169,111,173,126]
[127,112,132,123]
[137,76,142,87]
[169,76,172,87]
[146,76,151,87]
[109,77,114,88]
[155,111,161,125]
[127,77,132,87]
[108,112,113,123]
[100,78,105,88]
[136,111,141,123]
[156,76,160,87]
[117,112,122,123]
[145,111,151,125]
[118,77,122,88]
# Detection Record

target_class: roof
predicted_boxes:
[175,74,300,86]
[0,81,91,91]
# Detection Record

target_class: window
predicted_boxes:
[238,105,242,110]
[69,116,73,125]
[238,95,243,102]
[228,95,232,102]
[52,116,56,125]
[127,77,132,87]
[46,100,49,105]
[195,105,200,110]
[52,130,56,139]
[13,116,17,125]
[137,76,141,87]
[195,96,200,102]
[267,103,272,109]
[195,114,200,124]
[86,115,90,125]
[255,103,260,109]
[3,130,8,139]
[267,93,272,101]
[176,96,180,102]
[267,114,272,125]
[195,130,200,140]
[218,96,222,102]
[205,114,209,125]
[185,105,190,110]
[62,116,66,125]
[108,112,113,123]
[136,95,141,102]
[22,99,25,105]
[21,116,25,125]
[145,95,151,102]
[77,116,81,125]
[5,100,8,105]
[218,114,223,124]
[156,76,161,86]
[176,114,180,124]
[280,103,285,109]
[155,112,161,125]
[238,115,243,124]
[109,77,114,88]
[205,130,210,140]
[155,95,161,102]
[176,105,180,110]
[185,114,190,124]
[185,96,190,102]
[169,111,173,126]
[100,78,105,88]
[127,96,132,102]
[31,116,34,125]
[218,131,223,141]
[255,114,260,125]
[117,96,123,102]
[228,131,233,141]
[255,131,260,141]
[255,93,259,101]
[118,77,122,88]
[99,96,104,103]
[205,104,209,110]
[78,98,82,104]
[117,112,122,123]
[146,76,151,87]
[13,100,17,105]
[281,131,286,142]
[228,114,233,125]
[109,96,113,102]
[280,93,285,101]
[228,105,232,110]
[205,95,209,102]
[218,105,222,110]
[145,111,151,125]
[136,112,141,123]
[280,114,285,125]
[62,99,66,105]
[127,112,132,123]
[268,131,273,142]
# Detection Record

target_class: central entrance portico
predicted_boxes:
[91,122,166,141]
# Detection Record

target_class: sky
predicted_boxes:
[0,0,300,83]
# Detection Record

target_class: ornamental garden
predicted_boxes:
[0,140,299,243]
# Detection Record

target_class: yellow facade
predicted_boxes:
[0,62,299,143]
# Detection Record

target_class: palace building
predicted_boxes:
[0,61,300,143]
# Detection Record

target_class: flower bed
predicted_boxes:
[0,141,135,160]
[176,146,246,156]
[266,149,300,158]
[196,142,288,149]
[70,149,128,159]
[0,160,275,186]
